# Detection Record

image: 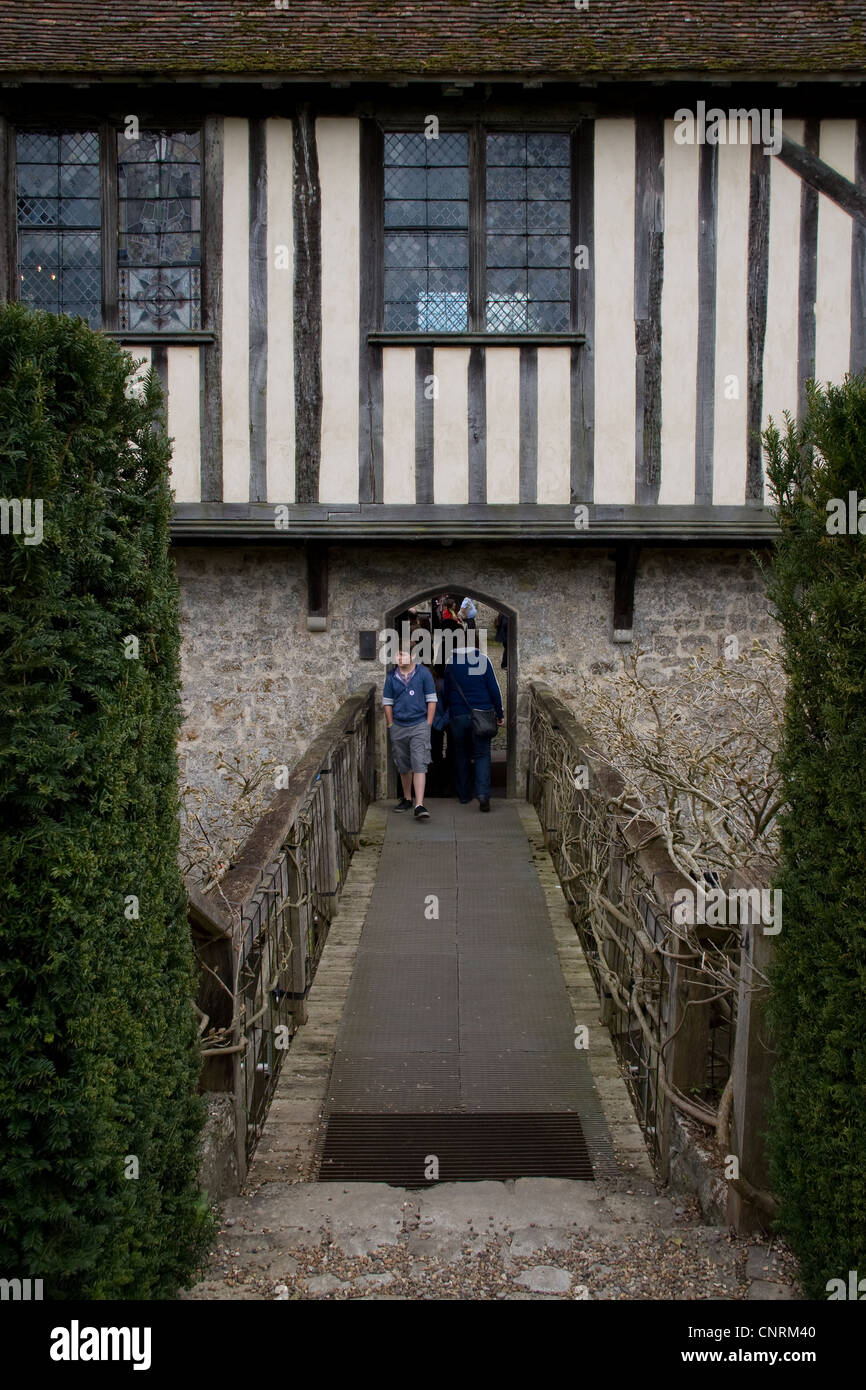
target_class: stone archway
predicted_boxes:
[384,583,518,798]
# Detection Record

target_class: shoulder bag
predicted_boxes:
[453,674,499,739]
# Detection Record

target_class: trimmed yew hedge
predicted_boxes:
[763,375,866,1299]
[0,304,212,1298]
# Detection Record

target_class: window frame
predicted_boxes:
[8,118,212,343]
[373,117,585,345]
[12,126,105,330]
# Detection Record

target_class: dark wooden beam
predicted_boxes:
[797,119,820,420]
[104,330,216,344]
[613,541,640,636]
[358,117,384,502]
[293,104,322,503]
[468,121,486,333]
[150,342,168,425]
[171,501,780,543]
[0,117,16,304]
[519,345,538,504]
[414,344,434,504]
[248,115,268,503]
[571,118,595,504]
[695,141,718,506]
[777,132,866,228]
[467,344,486,503]
[851,117,866,377]
[633,113,663,505]
[200,113,224,502]
[746,142,771,504]
[306,541,328,628]
[369,331,585,346]
[99,120,118,330]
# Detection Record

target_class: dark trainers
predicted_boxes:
[393,797,412,812]
[479,799,490,812]
[414,804,430,820]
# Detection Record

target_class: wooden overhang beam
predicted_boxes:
[171,503,779,543]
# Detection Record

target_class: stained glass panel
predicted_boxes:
[16,131,101,326]
[118,266,201,333]
[117,129,201,330]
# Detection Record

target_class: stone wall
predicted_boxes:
[174,541,776,801]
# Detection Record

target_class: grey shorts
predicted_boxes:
[389,719,431,774]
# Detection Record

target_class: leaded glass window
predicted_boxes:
[383,131,469,332]
[382,127,572,334]
[486,132,571,332]
[16,131,102,328]
[117,130,201,331]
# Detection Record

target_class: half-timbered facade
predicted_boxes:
[2,2,865,793]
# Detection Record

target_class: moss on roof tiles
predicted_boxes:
[1,1,864,77]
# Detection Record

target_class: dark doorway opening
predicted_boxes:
[384,587,517,800]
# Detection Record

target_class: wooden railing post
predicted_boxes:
[727,876,776,1233]
[230,937,249,1187]
[597,837,624,1032]
[347,723,361,850]
[321,760,340,896]
[666,935,713,1098]
[285,840,309,1028]
[526,688,537,806]
[660,936,712,1184]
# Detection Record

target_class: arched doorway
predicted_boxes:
[383,585,518,799]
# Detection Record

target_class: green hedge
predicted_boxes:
[764,375,866,1299]
[0,304,212,1298]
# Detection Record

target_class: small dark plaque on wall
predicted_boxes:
[359,630,378,661]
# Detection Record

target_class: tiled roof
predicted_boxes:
[1,1,864,79]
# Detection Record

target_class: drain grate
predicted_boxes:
[318,1113,594,1184]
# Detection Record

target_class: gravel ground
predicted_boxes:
[181,1186,801,1301]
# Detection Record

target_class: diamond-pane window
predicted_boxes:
[384,131,469,332]
[418,291,469,332]
[118,130,201,330]
[485,132,571,333]
[16,130,102,328]
[382,128,572,333]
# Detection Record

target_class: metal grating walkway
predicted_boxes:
[318,801,618,1184]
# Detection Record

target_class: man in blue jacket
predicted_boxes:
[444,636,504,812]
[382,648,438,819]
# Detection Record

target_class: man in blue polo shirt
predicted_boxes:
[382,648,438,820]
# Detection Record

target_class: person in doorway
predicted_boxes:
[444,632,504,812]
[458,595,477,630]
[495,611,508,669]
[382,648,437,820]
[437,595,460,632]
[429,664,454,797]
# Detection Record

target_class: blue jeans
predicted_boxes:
[449,711,492,802]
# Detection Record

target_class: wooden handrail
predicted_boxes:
[529,681,693,914]
[209,685,376,913]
